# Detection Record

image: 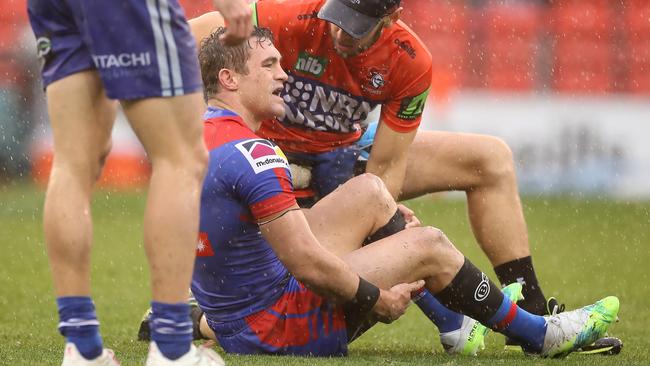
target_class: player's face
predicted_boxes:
[329,21,384,58]
[238,38,288,120]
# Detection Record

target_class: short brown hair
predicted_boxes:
[199,27,274,100]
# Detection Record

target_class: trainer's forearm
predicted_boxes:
[366,157,408,200]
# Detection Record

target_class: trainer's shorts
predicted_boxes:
[206,277,350,356]
[27,0,202,99]
[286,121,378,207]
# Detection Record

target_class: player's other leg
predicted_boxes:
[343,228,619,358]
[43,71,120,366]
[303,173,492,355]
[399,131,548,314]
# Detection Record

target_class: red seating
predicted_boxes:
[549,0,614,39]
[623,0,650,39]
[482,2,542,91]
[401,1,470,93]
[552,40,613,93]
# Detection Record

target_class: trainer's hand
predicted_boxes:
[398,204,421,228]
[372,280,425,323]
[212,0,252,45]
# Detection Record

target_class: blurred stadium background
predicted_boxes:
[1,1,649,365]
[1,0,650,196]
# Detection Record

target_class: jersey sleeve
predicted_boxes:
[231,138,297,220]
[380,33,433,133]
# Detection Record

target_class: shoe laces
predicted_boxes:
[543,307,589,355]
[547,297,566,316]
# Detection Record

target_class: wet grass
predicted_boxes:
[0,185,648,365]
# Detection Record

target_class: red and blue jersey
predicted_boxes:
[192,107,295,321]
[191,107,348,356]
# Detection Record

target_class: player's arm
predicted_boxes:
[365,124,417,199]
[189,11,226,45]
[212,0,252,45]
[259,206,418,323]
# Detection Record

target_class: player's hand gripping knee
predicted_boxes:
[372,280,425,323]
[398,204,421,228]
[213,0,252,45]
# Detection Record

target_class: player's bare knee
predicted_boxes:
[479,136,516,184]
[357,173,395,211]
[419,226,459,257]
[93,140,112,182]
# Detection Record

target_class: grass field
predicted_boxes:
[0,184,648,365]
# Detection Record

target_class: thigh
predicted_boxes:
[311,146,360,197]
[303,174,394,257]
[343,226,463,292]
[121,93,205,162]
[46,71,117,173]
[399,130,502,200]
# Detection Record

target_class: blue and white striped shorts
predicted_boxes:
[28,0,202,99]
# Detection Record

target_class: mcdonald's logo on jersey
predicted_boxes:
[236,139,290,174]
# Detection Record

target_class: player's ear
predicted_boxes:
[218,68,238,91]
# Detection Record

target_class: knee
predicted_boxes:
[417,226,462,259]
[93,140,112,182]
[357,172,395,210]
[476,136,516,184]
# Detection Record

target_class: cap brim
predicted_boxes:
[317,0,380,39]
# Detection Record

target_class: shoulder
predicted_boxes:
[204,116,258,151]
[230,138,291,176]
[255,0,324,25]
[387,21,432,72]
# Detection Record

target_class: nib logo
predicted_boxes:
[295,51,328,77]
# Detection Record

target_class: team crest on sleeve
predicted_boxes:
[235,139,289,174]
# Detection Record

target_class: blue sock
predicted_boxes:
[150,301,192,360]
[56,296,103,360]
[487,295,547,352]
[412,289,464,333]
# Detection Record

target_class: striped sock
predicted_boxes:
[487,295,547,352]
[56,296,103,360]
[150,301,192,360]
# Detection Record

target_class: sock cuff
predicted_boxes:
[493,256,533,283]
[56,296,100,338]
[364,208,406,245]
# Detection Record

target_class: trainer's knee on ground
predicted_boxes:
[476,136,516,186]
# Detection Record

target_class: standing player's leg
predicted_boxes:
[399,130,548,315]
[122,95,206,302]
[121,93,209,361]
[43,71,118,363]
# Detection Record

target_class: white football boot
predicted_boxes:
[145,342,225,366]
[61,343,120,366]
